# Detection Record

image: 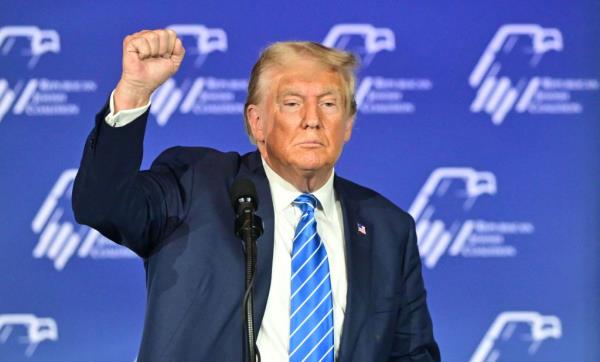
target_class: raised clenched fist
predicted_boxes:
[114,29,185,112]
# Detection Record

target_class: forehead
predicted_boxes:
[265,59,343,97]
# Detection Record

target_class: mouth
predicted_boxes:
[296,141,324,148]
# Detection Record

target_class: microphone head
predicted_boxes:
[230,178,258,211]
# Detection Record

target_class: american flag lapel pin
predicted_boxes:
[357,223,367,235]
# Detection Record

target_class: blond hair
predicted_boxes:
[244,41,358,143]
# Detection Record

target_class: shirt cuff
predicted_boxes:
[104,89,151,127]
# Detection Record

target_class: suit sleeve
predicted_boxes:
[72,100,193,258]
[389,215,441,361]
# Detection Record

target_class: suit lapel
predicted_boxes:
[335,177,372,360]
[239,151,275,330]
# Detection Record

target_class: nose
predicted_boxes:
[302,100,321,129]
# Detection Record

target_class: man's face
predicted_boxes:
[247,58,354,183]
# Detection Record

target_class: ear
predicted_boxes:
[343,116,354,142]
[246,104,265,143]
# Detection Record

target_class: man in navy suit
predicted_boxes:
[72,29,440,361]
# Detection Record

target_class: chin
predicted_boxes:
[294,157,331,174]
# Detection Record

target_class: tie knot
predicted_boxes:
[293,193,319,213]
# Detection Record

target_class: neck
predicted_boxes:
[261,155,332,193]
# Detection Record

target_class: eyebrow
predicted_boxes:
[278,88,341,99]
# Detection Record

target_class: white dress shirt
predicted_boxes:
[258,160,347,361]
[105,91,348,360]
[104,90,151,127]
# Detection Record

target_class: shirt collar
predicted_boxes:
[261,157,336,216]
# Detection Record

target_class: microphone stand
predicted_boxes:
[236,208,263,362]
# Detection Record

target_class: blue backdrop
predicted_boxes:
[1,0,599,361]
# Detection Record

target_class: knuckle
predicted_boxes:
[136,39,149,51]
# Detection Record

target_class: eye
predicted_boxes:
[282,98,301,106]
[280,98,302,112]
[320,100,339,112]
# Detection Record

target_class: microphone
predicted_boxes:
[229,178,263,362]
[230,178,263,242]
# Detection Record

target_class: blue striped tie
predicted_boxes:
[289,193,334,362]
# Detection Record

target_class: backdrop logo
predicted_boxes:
[0,25,98,123]
[150,24,246,126]
[0,26,60,68]
[322,24,395,67]
[167,24,227,68]
[409,168,534,268]
[0,78,97,122]
[151,77,246,126]
[31,169,135,271]
[470,24,600,125]
[0,314,58,357]
[323,23,433,114]
[471,311,562,362]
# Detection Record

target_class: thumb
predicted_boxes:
[123,33,152,60]
[171,38,185,66]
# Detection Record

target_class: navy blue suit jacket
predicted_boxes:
[72,104,440,361]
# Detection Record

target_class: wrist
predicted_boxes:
[114,79,152,113]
